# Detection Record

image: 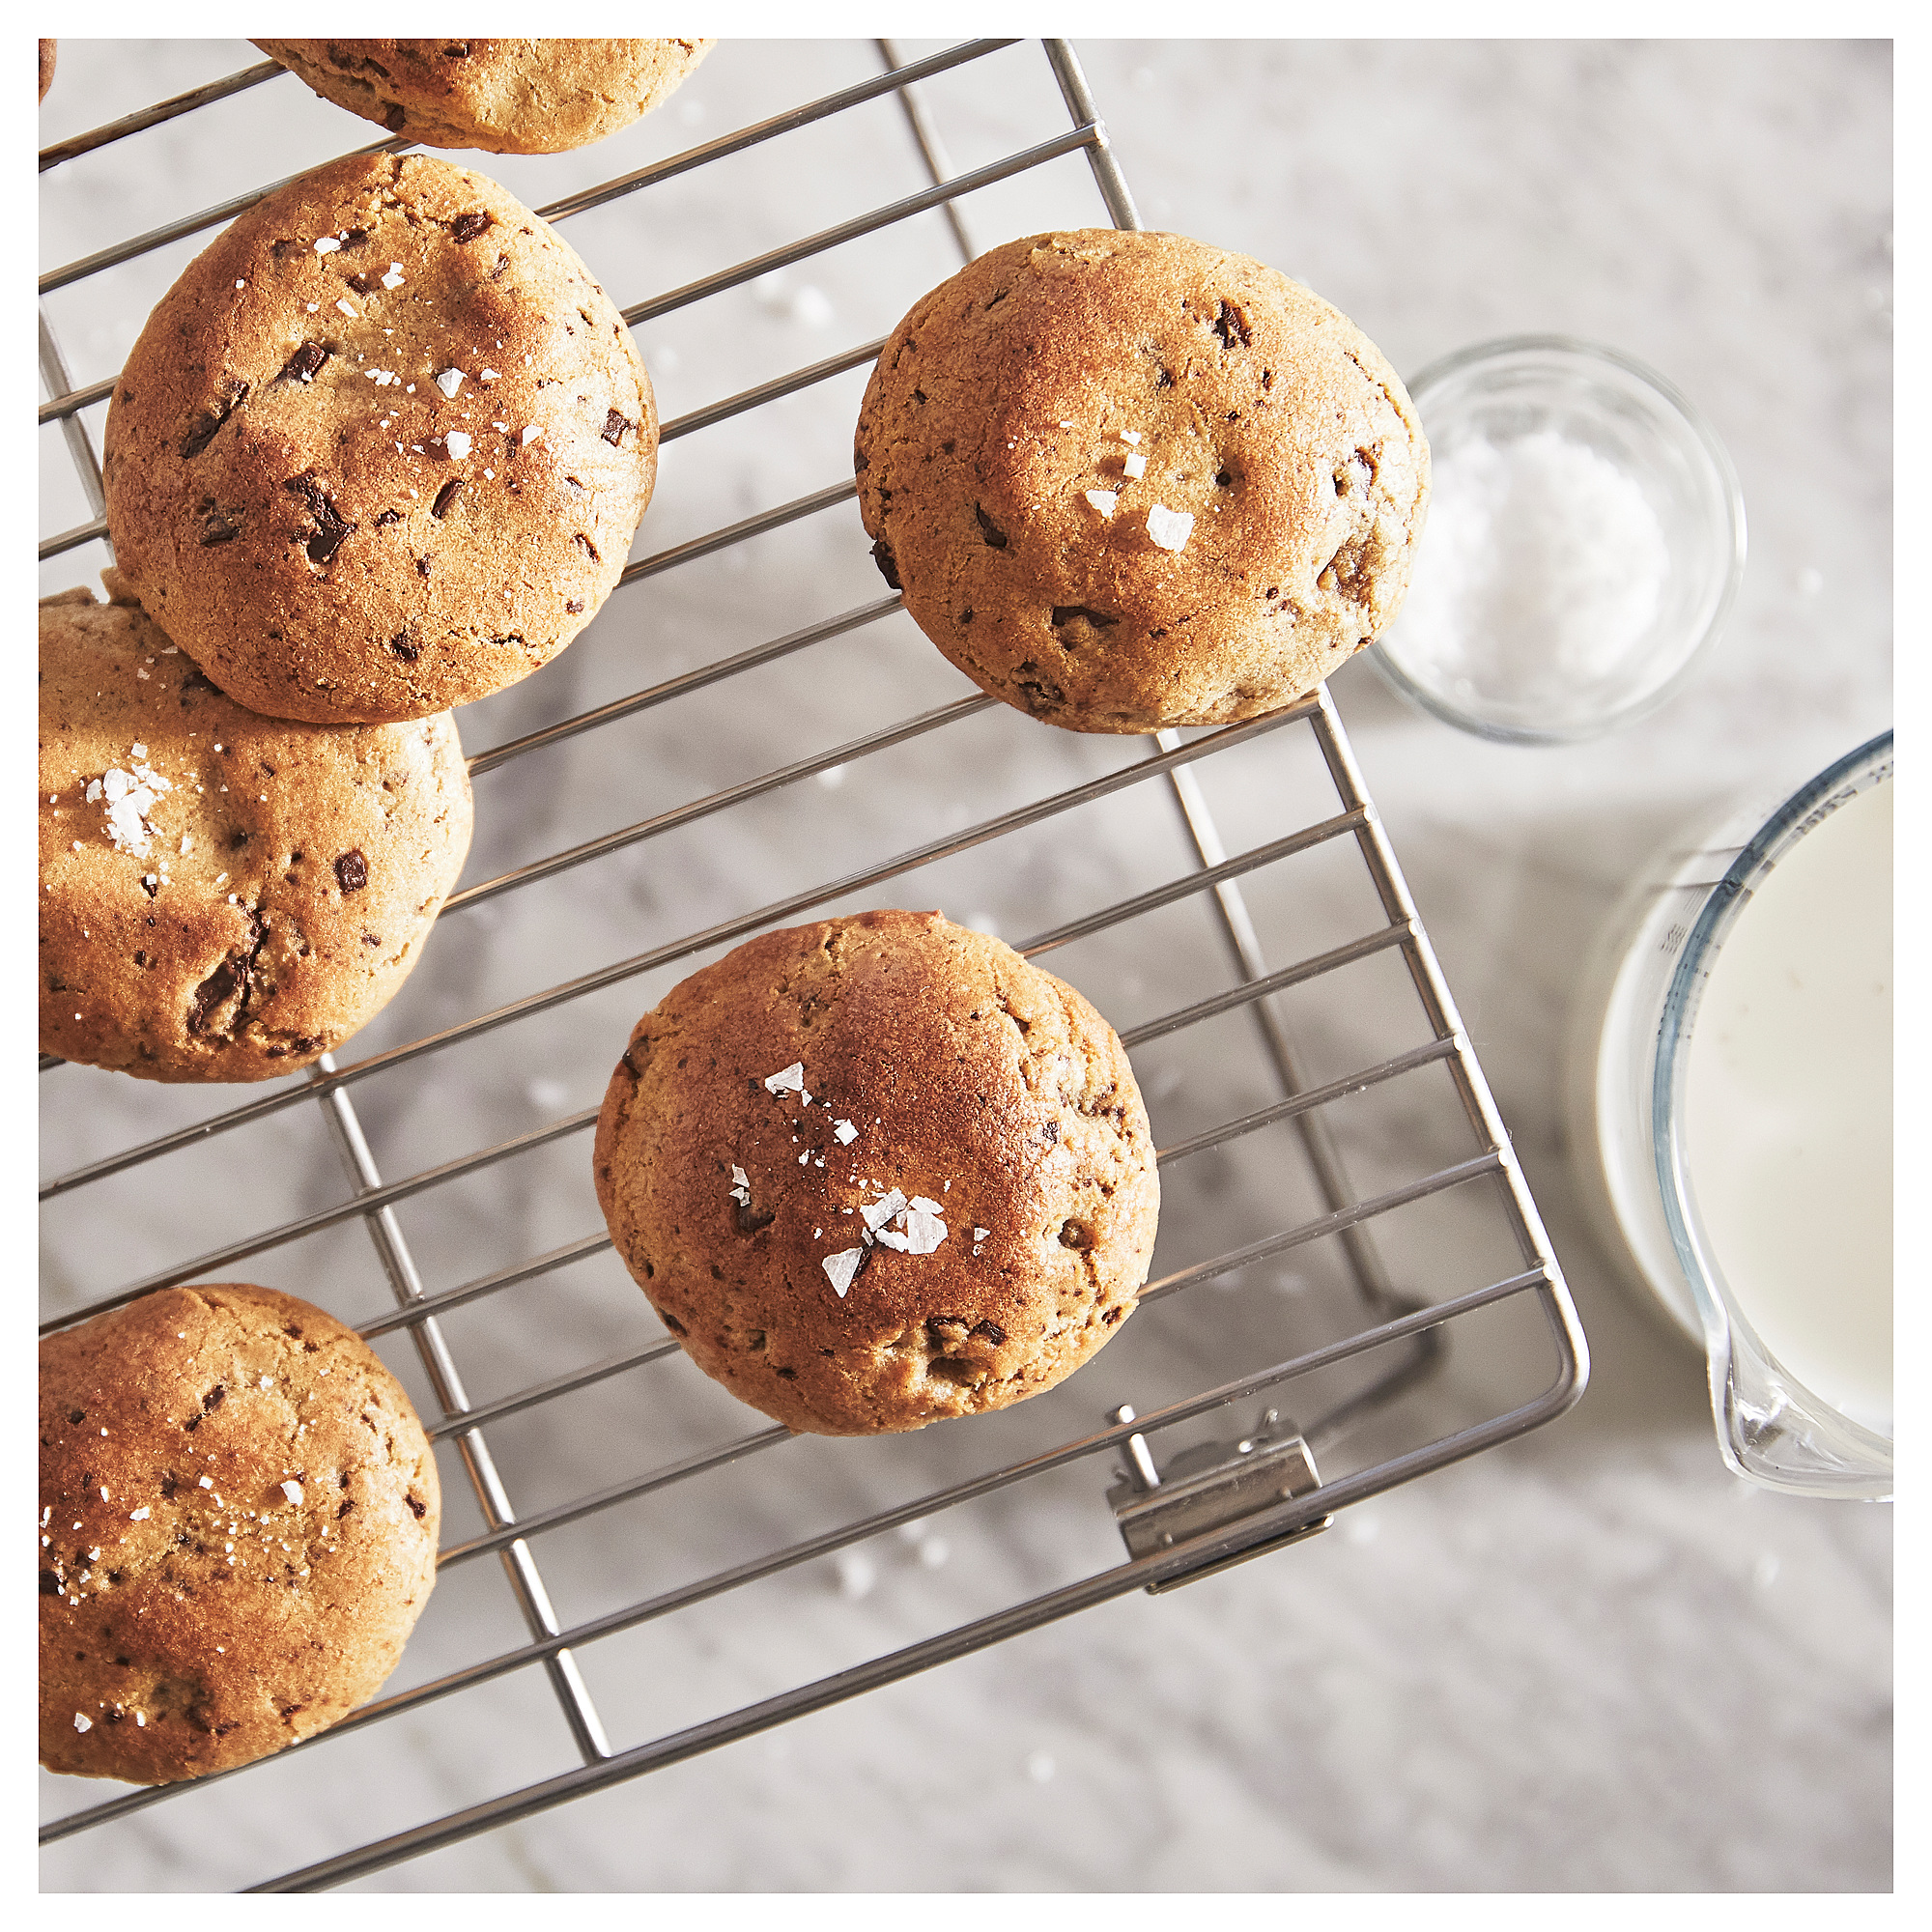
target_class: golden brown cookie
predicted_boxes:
[40,1284,440,1785]
[40,574,472,1082]
[855,229,1431,732]
[593,910,1160,1436]
[102,150,656,724]
[255,38,713,154]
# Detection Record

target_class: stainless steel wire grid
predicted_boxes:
[38,39,1589,1891]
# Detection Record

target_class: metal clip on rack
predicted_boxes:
[39,39,1587,1890]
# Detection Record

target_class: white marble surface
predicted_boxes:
[38,40,1890,1892]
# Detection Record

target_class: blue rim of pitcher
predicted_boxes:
[1650,729,1893,1485]
[1370,334,1749,746]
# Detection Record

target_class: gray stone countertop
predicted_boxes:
[38,39,1890,1892]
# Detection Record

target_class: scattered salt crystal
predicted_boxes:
[235,279,245,289]
[135,1712,146,1726]
[1122,452,1148,479]
[1146,503,1195,552]
[764,1063,807,1095]
[974,1227,991,1240]
[480,367,500,383]
[199,1476,213,1489]
[306,301,320,313]
[1084,488,1119,518]
[1121,430,1142,444]
[900,1206,948,1255]
[833,1120,858,1145]
[835,1549,876,1599]
[862,1189,908,1234]
[382,264,405,289]
[1057,420,1076,429]
[73,1713,92,1732]
[436,367,464,398]
[281,1481,304,1506]
[313,236,341,254]
[445,430,473,459]
[822,1249,865,1297]
[522,425,542,445]
[129,1506,150,1520]
[335,298,357,318]
[799,1151,810,1165]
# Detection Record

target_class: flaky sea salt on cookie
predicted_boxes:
[40,1284,439,1785]
[102,151,655,724]
[855,229,1430,733]
[593,910,1160,1435]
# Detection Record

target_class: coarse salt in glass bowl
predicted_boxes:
[1370,336,1747,743]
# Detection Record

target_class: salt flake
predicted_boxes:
[1147,503,1195,552]
[1084,488,1119,518]
[335,298,357,318]
[861,1188,908,1234]
[822,1248,865,1298]
[73,1712,92,1732]
[436,367,465,398]
[833,1120,858,1145]
[444,430,473,459]
[313,236,341,255]
[1122,452,1148,479]
[382,264,405,289]
[763,1063,806,1095]
[281,1480,304,1506]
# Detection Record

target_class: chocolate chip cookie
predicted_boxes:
[41,574,472,1082]
[102,150,656,724]
[255,38,713,154]
[855,229,1431,732]
[593,910,1160,1436]
[40,1283,440,1785]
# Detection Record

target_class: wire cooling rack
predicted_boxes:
[39,39,1588,1891]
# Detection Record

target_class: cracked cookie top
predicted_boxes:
[102,150,655,724]
[855,230,1431,733]
[39,573,472,1082]
[593,909,1160,1435]
[40,1283,439,1785]
[253,38,714,155]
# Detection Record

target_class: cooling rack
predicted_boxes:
[38,39,1589,1891]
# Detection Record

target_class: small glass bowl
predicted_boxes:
[1370,336,1747,744]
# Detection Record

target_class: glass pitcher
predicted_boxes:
[1568,732,1892,1498]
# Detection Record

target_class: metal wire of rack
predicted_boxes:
[38,39,1588,1891]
